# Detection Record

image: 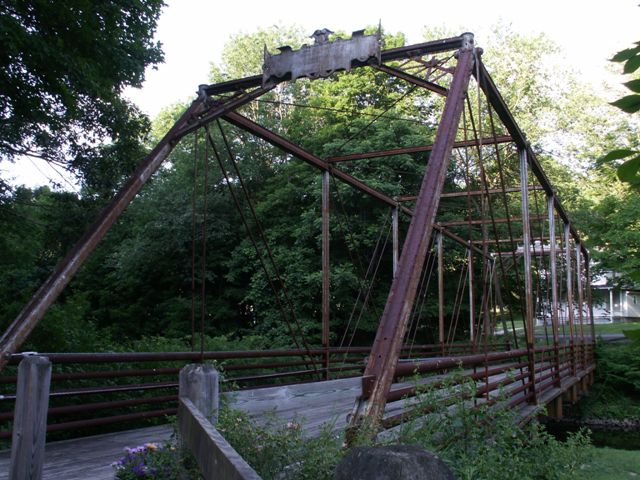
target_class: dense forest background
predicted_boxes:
[1,14,639,354]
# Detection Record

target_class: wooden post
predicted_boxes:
[179,364,219,423]
[552,396,563,420]
[9,355,52,480]
[178,364,261,480]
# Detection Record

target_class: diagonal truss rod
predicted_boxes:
[375,64,448,96]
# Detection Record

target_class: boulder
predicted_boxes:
[334,444,455,480]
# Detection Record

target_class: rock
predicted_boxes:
[334,444,455,480]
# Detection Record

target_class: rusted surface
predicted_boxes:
[0,30,597,449]
[375,64,448,96]
[322,171,330,379]
[547,196,561,387]
[474,60,588,259]
[520,148,537,403]
[349,42,475,429]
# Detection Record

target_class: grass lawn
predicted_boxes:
[529,321,640,336]
[580,448,640,479]
[593,321,640,335]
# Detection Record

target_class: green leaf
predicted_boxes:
[611,46,640,62]
[617,155,640,183]
[611,94,640,113]
[625,79,640,93]
[600,149,639,162]
[623,55,640,74]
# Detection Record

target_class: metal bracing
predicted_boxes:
[547,196,561,387]
[322,170,331,379]
[520,148,538,403]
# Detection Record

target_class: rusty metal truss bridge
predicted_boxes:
[0,30,595,442]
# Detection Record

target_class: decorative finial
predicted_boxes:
[311,28,334,45]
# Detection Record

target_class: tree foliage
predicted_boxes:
[0,0,165,193]
[600,39,640,189]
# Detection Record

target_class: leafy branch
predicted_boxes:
[601,41,640,186]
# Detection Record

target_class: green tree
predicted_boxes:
[0,0,165,194]
[600,40,640,188]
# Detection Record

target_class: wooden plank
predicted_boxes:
[179,398,260,480]
[9,356,51,480]
[224,377,361,419]
[0,425,172,480]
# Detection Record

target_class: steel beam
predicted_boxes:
[437,232,444,346]
[564,222,576,375]
[392,205,399,276]
[224,115,494,265]
[520,148,537,403]
[322,171,330,379]
[586,259,596,347]
[468,249,475,343]
[547,196,561,387]
[375,64,448,96]
[348,43,475,430]
[203,35,466,96]
[438,215,546,227]
[398,185,542,202]
[472,236,550,245]
[576,242,586,369]
[222,112,406,210]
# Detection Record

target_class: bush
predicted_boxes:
[570,338,640,420]
[392,373,593,480]
[216,408,345,480]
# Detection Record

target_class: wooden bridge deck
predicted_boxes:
[0,425,172,480]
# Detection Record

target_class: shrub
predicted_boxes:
[392,373,593,480]
[216,408,345,480]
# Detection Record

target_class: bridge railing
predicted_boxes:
[0,342,506,441]
[383,341,594,427]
